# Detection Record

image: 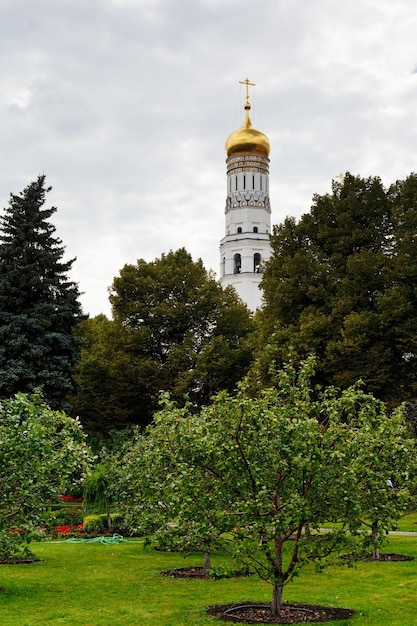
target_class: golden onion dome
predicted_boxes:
[225,101,270,158]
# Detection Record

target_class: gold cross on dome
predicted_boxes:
[239,78,255,106]
[336,172,345,183]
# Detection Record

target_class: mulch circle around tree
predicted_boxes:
[0,558,40,565]
[342,553,414,562]
[206,602,355,624]
[358,553,414,562]
[163,566,209,579]
[162,566,251,579]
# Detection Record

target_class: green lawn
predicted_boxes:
[1,536,417,625]
[323,511,417,534]
[396,511,417,533]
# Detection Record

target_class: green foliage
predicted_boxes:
[0,390,92,561]
[52,507,85,528]
[0,530,35,563]
[83,465,111,513]
[112,358,415,616]
[350,403,417,558]
[206,564,252,579]
[81,512,122,533]
[83,462,117,531]
[0,175,84,410]
[71,316,145,434]
[257,171,417,405]
[83,515,105,534]
[72,249,256,434]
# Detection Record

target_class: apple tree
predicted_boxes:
[113,357,417,616]
[346,401,416,559]
[0,391,92,562]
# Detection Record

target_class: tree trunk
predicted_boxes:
[106,502,112,532]
[203,551,211,571]
[271,536,284,617]
[271,581,283,618]
[371,521,380,560]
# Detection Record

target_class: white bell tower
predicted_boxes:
[219,79,272,311]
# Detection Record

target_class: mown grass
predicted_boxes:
[1,535,417,625]
[322,510,417,533]
[396,511,417,532]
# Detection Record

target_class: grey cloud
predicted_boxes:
[0,0,416,316]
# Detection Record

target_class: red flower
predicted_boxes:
[55,523,85,535]
[57,495,83,502]
[55,525,72,534]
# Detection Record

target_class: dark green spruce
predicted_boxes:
[0,175,84,409]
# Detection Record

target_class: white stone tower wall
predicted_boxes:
[220,152,272,311]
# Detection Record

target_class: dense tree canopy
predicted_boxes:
[112,358,415,617]
[0,391,91,561]
[257,172,417,404]
[351,404,416,559]
[72,249,256,434]
[0,176,84,409]
[71,314,160,435]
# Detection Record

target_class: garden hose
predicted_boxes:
[65,533,127,544]
[46,533,143,545]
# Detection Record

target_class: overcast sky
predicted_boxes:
[1,0,417,317]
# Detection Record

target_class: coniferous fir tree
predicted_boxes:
[0,175,84,409]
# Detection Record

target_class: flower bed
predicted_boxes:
[55,524,85,537]
[54,524,109,538]
[57,495,84,503]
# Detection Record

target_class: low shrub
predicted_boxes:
[53,506,85,527]
[107,512,123,532]
[0,530,35,562]
[83,515,105,534]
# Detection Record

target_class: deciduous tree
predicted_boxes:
[257,172,417,404]
[73,249,255,434]
[71,314,156,435]
[348,402,416,559]
[0,391,91,562]
[112,358,413,617]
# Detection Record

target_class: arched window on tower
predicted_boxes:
[253,226,258,233]
[254,253,261,273]
[234,253,241,274]
[237,227,242,234]
[222,256,225,277]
